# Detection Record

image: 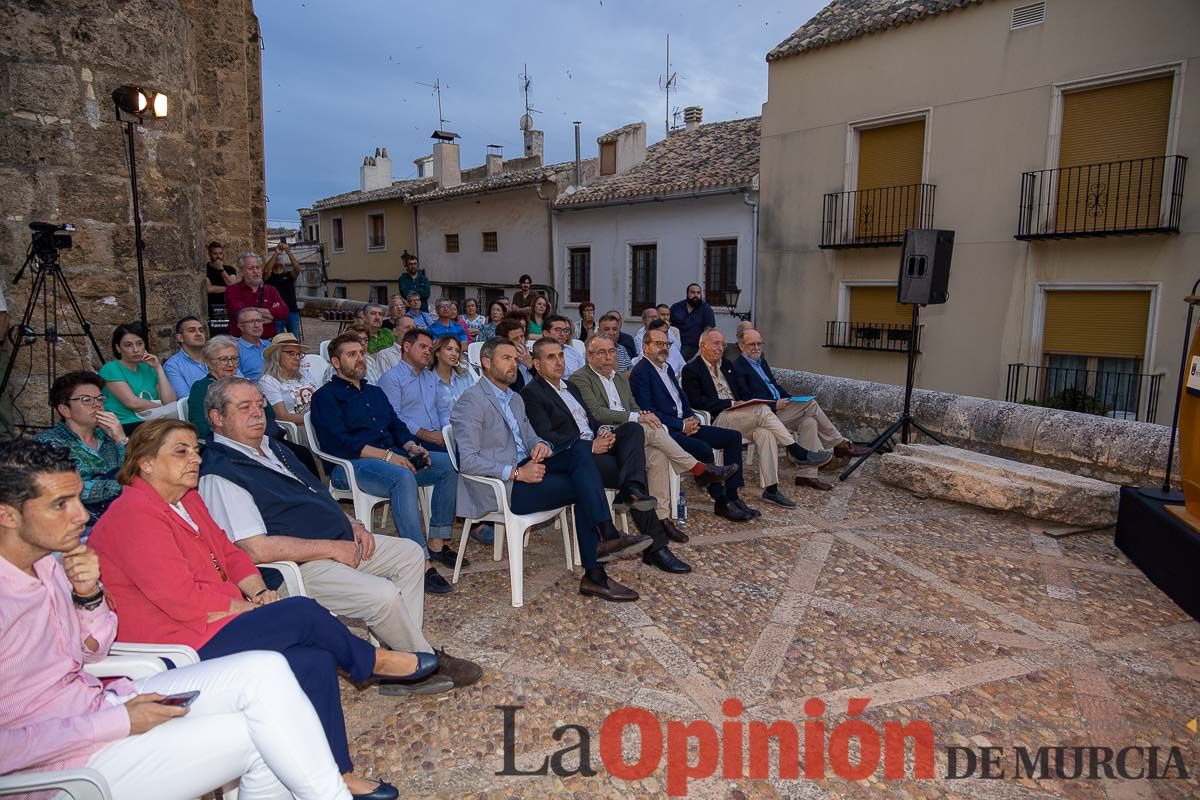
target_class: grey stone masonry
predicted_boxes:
[772,369,1176,487]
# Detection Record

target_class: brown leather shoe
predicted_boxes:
[660,517,689,544]
[433,648,484,689]
[579,574,639,602]
[834,442,872,458]
[795,476,835,491]
[595,533,653,562]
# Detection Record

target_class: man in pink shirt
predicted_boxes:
[0,439,352,800]
[225,252,289,338]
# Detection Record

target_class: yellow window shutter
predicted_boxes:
[1042,290,1151,358]
[849,286,911,326]
[855,121,925,239]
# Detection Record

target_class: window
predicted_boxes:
[444,233,459,253]
[332,285,347,299]
[703,239,738,308]
[599,142,617,176]
[331,217,344,251]
[855,120,926,240]
[367,212,386,250]
[369,284,389,304]
[629,244,657,315]
[568,247,591,303]
[482,231,498,252]
[844,284,912,348]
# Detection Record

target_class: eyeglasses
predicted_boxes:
[68,395,104,406]
[213,356,238,365]
[281,350,304,357]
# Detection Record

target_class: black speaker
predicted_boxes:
[897,228,954,305]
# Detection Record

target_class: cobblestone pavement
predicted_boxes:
[303,321,1199,799]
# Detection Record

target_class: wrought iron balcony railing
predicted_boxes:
[824,321,921,353]
[1016,155,1187,240]
[1004,363,1163,423]
[820,183,936,248]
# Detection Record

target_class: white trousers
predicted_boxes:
[87,651,351,800]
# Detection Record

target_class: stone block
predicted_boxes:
[55,173,131,225]
[878,444,1119,526]
[8,63,77,117]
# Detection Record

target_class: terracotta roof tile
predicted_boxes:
[312,177,435,211]
[406,162,575,204]
[766,0,985,62]
[597,121,645,144]
[555,116,759,207]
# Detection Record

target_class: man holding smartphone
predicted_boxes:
[0,438,355,799]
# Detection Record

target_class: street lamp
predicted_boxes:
[723,284,752,322]
[113,84,169,328]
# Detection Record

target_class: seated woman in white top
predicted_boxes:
[257,333,318,425]
[431,334,475,411]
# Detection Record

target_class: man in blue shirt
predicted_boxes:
[669,283,716,361]
[379,329,449,451]
[235,308,271,382]
[310,332,460,594]
[163,316,210,398]
[425,299,467,343]
[404,292,435,329]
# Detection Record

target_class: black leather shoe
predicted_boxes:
[731,497,761,518]
[579,573,639,601]
[424,566,454,594]
[352,780,399,800]
[429,546,467,569]
[714,498,753,522]
[660,517,689,543]
[762,487,797,508]
[694,462,738,487]
[612,485,657,513]
[595,532,653,562]
[643,546,692,574]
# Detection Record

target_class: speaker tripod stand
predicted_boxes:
[839,302,943,481]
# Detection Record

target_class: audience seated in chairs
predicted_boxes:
[99,322,177,436]
[597,314,633,374]
[310,333,460,595]
[375,315,415,375]
[682,327,833,505]
[234,308,271,382]
[634,308,685,374]
[0,438,361,800]
[197,377,482,697]
[449,337,651,602]
[35,372,129,525]
[494,318,533,391]
[162,316,210,399]
[361,303,394,355]
[404,292,434,329]
[88,420,439,800]
[522,338,690,574]
[570,335,736,542]
[479,300,505,342]
[630,325,756,522]
[732,326,869,492]
[426,298,468,343]
[431,335,475,410]
[542,314,584,376]
[258,333,318,428]
[602,309,639,363]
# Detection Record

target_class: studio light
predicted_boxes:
[112,84,170,327]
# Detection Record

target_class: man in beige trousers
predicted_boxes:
[570,335,737,543]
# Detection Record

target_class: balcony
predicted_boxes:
[1004,363,1164,423]
[820,183,936,248]
[1016,155,1187,240]
[824,321,921,353]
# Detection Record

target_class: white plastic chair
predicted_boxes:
[318,339,331,362]
[260,560,307,598]
[443,424,574,608]
[175,396,189,420]
[0,768,112,799]
[570,339,586,356]
[276,419,300,443]
[467,340,484,369]
[304,412,389,529]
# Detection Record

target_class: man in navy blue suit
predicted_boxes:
[630,326,755,522]
[733,327,869,491]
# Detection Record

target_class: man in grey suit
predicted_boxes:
[449,337,652,602]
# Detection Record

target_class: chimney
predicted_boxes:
[413,155,433,178]
[431,130,462,189]
[359,147,392,191]
[684,106,703,132]
[486,144,503,177]
[596,121,647,176]
[523,128,544,165]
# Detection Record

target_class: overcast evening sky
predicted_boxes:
[258,0,824,225]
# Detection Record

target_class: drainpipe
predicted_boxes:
[412,204,420,261]
[573,121,582,187]
[743,186,758,323]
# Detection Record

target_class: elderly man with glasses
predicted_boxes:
[225,252,289,338]
[426,299,467,343]
[235,308,271,382]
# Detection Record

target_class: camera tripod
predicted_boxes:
[1,235,105,426]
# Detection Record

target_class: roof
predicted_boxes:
[766,0,985,62]
[406,161,574,204]
[312,177,435,211]
[597,122,644,144]
[555,116,759,207]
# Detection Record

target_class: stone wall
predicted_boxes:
[0,0,265,425]
[774,369,1177,487]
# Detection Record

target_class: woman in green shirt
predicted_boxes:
[98,322,176,434]
[527,294,550,336]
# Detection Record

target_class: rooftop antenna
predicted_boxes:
[416,77,449,130]
[518,63,541,132]
[658,34,679,139]
[670,106,683,131]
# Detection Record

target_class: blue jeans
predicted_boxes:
[282,310,303,337]
[331,451,456,555]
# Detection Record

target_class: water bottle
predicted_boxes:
[677,489,688,524]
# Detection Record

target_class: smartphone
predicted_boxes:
[158,690,200,708]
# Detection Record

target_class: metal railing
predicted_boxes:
[1016,155,1187,239]
[1004,363,1164,423]
[824,321,921,353]
[820,183,936,248]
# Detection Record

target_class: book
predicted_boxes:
[790,395,815,403]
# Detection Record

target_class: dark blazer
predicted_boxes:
[520,376,597,448]
[732,356,785,401]
[629,358,693,432]
[681,356,739,416]
[617,332,638,362]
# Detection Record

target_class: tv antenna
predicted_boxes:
[657,34,679,139]
[416,78,449,130]
[518,63,541,131]
[670,106,683,131]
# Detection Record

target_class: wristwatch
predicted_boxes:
[72,584,106,611]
